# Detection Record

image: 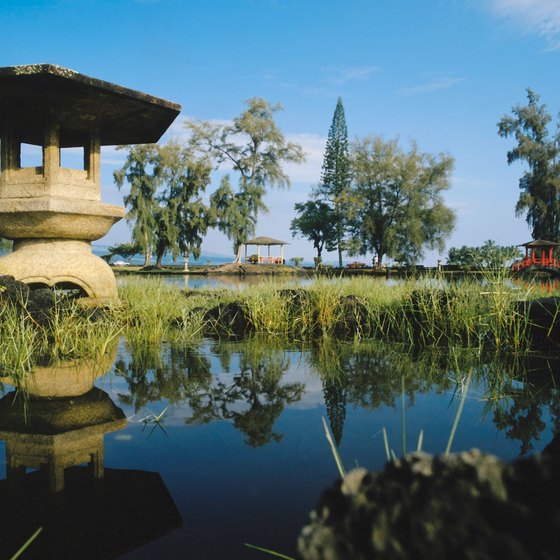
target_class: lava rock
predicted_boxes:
[0,275,56,324]
[515,297,560,349]
[299,447,560,560]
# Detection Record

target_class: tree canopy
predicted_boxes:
[114,144,160,266]
[185,98,305,261]
[290,199,337,263]
[446,240,522,270]
[114,142,212,267]
[498,88,560,241]
[347,136,456,266]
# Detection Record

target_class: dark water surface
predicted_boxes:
[0,338,558,559]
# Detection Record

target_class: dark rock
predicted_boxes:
[299,448,560,560]
[515,297,560,349]
[203,302,252,336]
[0,275,56,324]
[333,295,370,338]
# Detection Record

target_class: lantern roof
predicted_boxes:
[0,64,181,146]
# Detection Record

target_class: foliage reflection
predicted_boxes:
[113,338,560,455]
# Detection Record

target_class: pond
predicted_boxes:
[139,273,316,290]
[0,338,558,559]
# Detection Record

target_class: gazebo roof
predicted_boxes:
[518,239,560,248]
[245,236,288,246]
[0,64,181,146]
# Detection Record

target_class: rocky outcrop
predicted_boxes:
[299,445,560,560]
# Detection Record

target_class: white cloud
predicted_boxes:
[398,75,465,96]
[284,132,325,184]
[485,0,560,48]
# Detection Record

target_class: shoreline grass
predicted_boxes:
[0,272,558,380]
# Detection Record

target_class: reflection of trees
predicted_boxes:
[308,340,454,446]
[113,336,560,456]
[484,356,560,455]
[115,343,212,411]
[185,338,305,447]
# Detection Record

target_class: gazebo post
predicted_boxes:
[280,245,284,263]
[257,245,261,263]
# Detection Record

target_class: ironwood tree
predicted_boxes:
[348,136,455,266]
[114,142,212,267]
[498,88,560,242]
[157,142,213,269]
[114,144,160,266]
[185,98,305,262]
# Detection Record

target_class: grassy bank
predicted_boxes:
[0,273,557,382]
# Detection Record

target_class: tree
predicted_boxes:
[107,242,141,264]
[498,89,560,241]
[290,199,337,264]
[114,145,160,266]
[209,175,258,259]
[114,142,212,268]
[316,98,351,268]
[185,98,305,262]
[158,142,213,269]
[348,136,455,266]
[447,240,521,270]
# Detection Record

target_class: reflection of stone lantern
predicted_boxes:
[0,64,181,301]
[0,349,123,493]
[0,354,182,558]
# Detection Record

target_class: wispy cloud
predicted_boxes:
[398,75,465,96]
[266,65,381,99]
[329,66,381,84]
[484,0,560,49]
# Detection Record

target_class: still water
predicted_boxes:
[0,338,558,559]
[121,273,316,290]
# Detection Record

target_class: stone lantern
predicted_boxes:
[0,64,181,302]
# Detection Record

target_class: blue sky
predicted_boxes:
[2,0,560,263]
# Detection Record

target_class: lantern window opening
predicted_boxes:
[59,127,91,174]
[19,141,43,170]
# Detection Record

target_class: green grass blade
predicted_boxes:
[382,427,391,462]
[10,527,43,560]
[322,416,346,477]
[417,429,424,452]
[244,543,296,559]
[401,375,406,455]
[445,372,472,455]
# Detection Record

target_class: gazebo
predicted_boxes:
[244,236,287,264]
[511,239,560,275]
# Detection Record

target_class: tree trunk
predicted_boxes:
[233,243,243,264]
[143,247,151,267]
[143,232,151,267]
[338,244,343,269]
[183,254,189,272]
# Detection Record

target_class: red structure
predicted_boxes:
[511,240,560,275]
